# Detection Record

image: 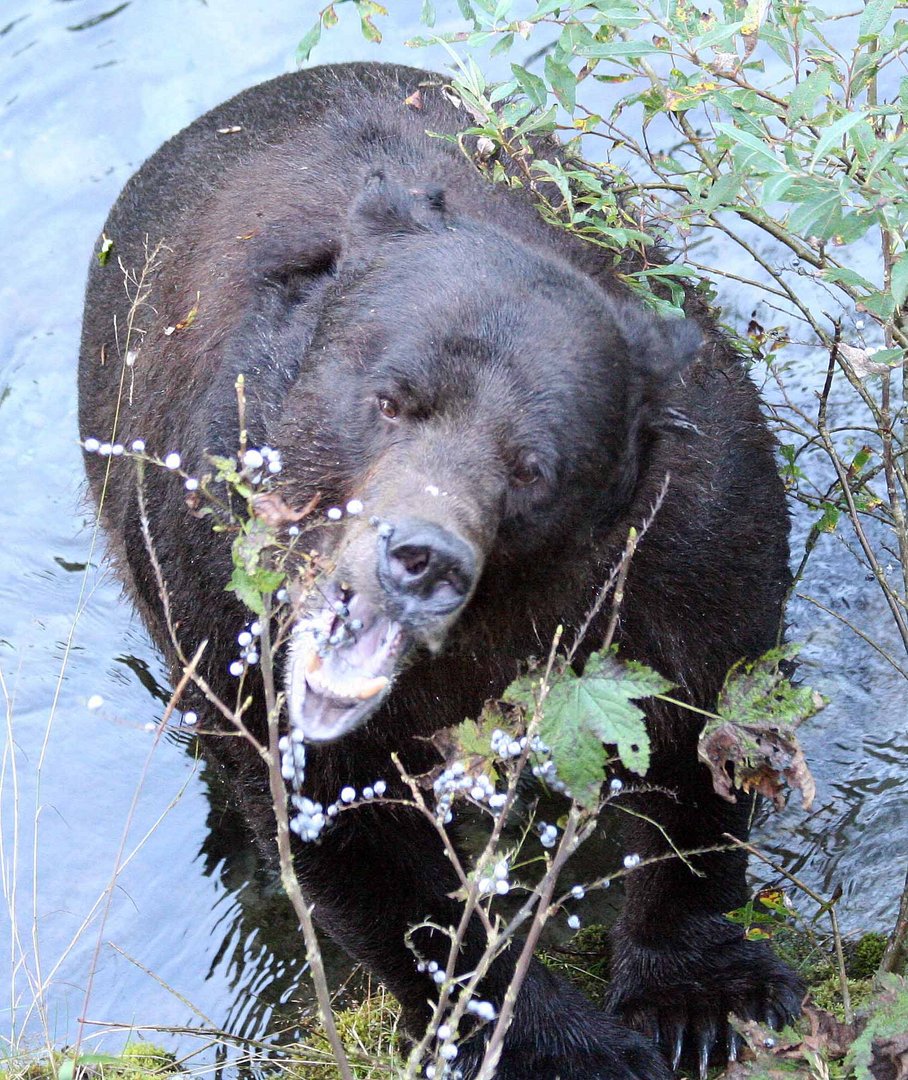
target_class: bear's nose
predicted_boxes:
[376,518,477,623]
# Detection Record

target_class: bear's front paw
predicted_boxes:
[605,914,804,1077]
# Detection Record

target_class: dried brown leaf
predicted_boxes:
[252,491,319,527]
[699,721,816,810]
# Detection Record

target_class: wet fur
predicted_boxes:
[79,63,802,1079]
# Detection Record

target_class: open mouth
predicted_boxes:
[285,585,406,742]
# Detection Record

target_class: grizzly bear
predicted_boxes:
[78,62,802,1079]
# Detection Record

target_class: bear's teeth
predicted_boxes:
[356,675,389,700]
[306,665,389,703]
[305,649,322,674]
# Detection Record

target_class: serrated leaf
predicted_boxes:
[701,649,821,811]
[227,565,266,616]
[538,652,669,804]
[716,646,821,728]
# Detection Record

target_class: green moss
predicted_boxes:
[0,1044,179,1080]
[538,923,611,1006]
[845,931,887,980]
[846,974,908,1078]
[283,989,404,1079]
[809,973,876,1019]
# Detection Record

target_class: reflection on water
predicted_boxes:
[0,0,904,1064]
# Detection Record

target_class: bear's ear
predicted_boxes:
[620,302,703,383]
[348,169,448,243]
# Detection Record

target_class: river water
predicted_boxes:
[1,0,905,1066]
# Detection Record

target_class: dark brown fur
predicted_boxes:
[79,63,802,1079]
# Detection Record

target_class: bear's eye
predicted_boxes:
[512,455,542,487]
[378,396,400,420]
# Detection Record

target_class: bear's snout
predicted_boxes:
[376,517,478,627]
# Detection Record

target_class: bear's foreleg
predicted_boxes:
[605,733,804,1075]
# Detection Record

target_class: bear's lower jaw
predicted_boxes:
[285,590,406,742]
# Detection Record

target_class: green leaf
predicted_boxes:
[786,66,832,122]
[821,266,878,293]
[97,234,114,266]
[421,0,436,26]
[695,18,744,48]
[891,251,908,309]
[697,170,744,212]
[714,123,780,170]
[59,1057,129,1080]
[862,290,896,319]
[506,651,670,806]
[761,171,795,203]
[489,30,515,56]
[817,502,840,533]
[359,12,383,43]
[510,62,548,108]
[296,18,322,62]
[575,39,667,58]
[588,0,648,28]
[809,111,864,170]
[228,565,266,617]
[716,646,820,728]
[787,186,843,239]
[859,0,896,39]
[545,54,576,109]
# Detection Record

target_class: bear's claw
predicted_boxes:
[606,914,805,1076]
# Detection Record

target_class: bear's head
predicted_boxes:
[271,172,702,741]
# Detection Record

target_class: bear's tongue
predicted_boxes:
[286,591,403,742]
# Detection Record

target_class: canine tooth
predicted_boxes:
[305,650,322,674]
[356,676,388,700]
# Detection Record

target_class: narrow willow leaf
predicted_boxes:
[696,18,744,48]
[296,18,322,62]
[859,0,896,39]
[575,39,667,57]
[787,66,832,121]
[761,171,795,203]
[891,252,908,309]
[714,122,781,169]
[545,54,577,109]
[510,62,548,108]
[809,111,864,170]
